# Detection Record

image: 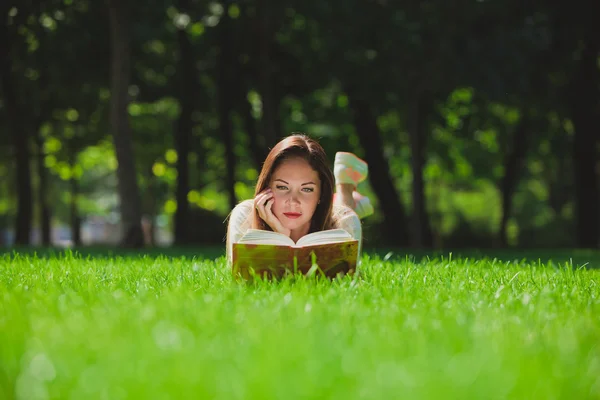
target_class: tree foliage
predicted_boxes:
[1,0,598,249]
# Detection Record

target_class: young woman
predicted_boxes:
[225,134,373,264]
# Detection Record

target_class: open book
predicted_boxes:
[231,229,359,279]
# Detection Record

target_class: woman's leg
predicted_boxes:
[335,183,356,209]
[333,152,373,219]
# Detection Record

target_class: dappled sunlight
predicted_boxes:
[1,0,597,252]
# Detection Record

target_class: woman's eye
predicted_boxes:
[275,185,288,190]
[302,187,314,192]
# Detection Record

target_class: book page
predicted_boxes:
[295,229,353,247]
[237,229,295,246]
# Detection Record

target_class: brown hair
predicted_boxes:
[252,133,335,233]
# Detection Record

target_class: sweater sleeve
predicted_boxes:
[225,200,253,263]
[332,205,363,264]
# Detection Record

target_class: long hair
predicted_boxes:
[252,133,335,233]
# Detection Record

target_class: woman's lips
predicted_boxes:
[283,212,302,219]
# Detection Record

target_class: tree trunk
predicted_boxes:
[236,0,267,167]
[498,114,530,246]
[273,90,284,138]
[547,154,570,215]
[348,95,410,246]
[0,4,33,245]
[218,12,237,210]
[0,7,32,245]
[36,130,51,246]
[141,166,156,247]
[569,21,599,248]
[256,0,279,148]
[68,140,82,247]
[408,96,433,248]
[70,173,81,247]
[143,217,156,247]
[195,134,208,191]
[238,81,267,169]
[31,21,52,247]
[107,0,144,248]
[173,0,194,245]
[571,115,599,248]
[0,215,5,247]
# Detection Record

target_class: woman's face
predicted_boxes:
[268,157,321,233]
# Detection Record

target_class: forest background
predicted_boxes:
[1,0,598,251]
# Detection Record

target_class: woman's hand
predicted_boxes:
[254,188,291,237]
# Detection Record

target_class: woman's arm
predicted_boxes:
[333,205,363,263]
[225,200,253,263]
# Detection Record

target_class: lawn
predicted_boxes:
[0,248,599,399]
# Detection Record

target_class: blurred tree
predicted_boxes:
[254,0,282,148]
[217,4,237,211]
[0,0,596,250]
[173,0,196,245]
[566,6,599,248]
[348,95,411,246]
[107,0,144,247]
[1,3,33,245]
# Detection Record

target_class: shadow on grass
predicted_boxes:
[1,245,599,269]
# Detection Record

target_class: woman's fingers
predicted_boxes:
[254,191,270,208]
[254,190,273,219]
[264,199,276,220]
[259,193,273,208]
[263,198,284,231]
[266,198,283,223]
[264,197,274,211]
[254,192,265,205]
[253,195,263,210]
[254,191,288,236]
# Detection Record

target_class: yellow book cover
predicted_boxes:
[231,229,359,280]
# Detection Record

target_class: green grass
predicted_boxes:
[1,250,599,399]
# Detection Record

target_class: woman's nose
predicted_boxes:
[286,193,300,204]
